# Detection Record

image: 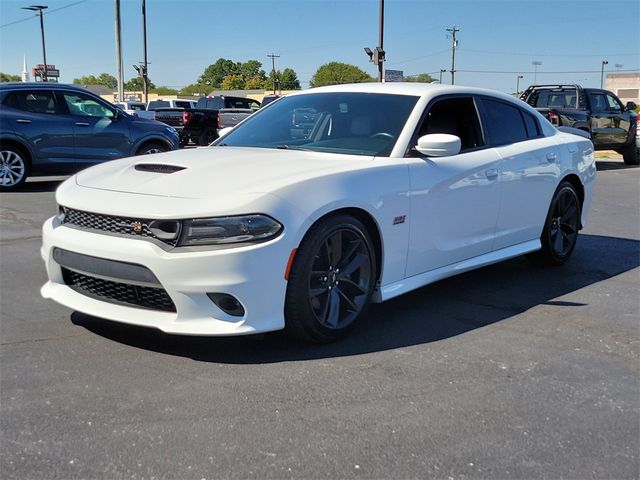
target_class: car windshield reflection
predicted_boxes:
[215,92,419,156]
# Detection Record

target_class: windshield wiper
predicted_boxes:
[275,144,312,151]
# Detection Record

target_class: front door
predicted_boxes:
[405,96,501,277]
[57,90,132,166]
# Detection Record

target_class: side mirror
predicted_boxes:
[625,101,637,111]
[218,126,234,137]
[415,133,461,157]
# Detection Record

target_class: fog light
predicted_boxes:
[207,293,245,317]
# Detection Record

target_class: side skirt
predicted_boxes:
[373,239,541,303]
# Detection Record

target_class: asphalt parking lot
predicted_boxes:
[1,158,638,479]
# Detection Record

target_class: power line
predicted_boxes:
[0,0,89,29]
[457,68,639,74]
[459,48,639,58]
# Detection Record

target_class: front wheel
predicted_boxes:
[285,215,376,343]
[0,145,30,191]
[136,142,168,156]
[529,181,581,265]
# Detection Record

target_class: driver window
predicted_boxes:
[63,93,114,118]
[605,94,622,112]
[417,97,483,151]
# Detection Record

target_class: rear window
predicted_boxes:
[531,89,578,108]
[3,90,57,114]
[147,100,169,110]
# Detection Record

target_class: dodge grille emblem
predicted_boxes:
[132,222,143,234]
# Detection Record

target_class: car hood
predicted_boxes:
[74,146,372,199]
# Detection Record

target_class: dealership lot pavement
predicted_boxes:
[1,159,638,479]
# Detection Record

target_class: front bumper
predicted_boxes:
[41,217,291,335]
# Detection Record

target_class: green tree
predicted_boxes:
[245,75,267,90]
[151,86,178,95]
[179,83,209,96]
[124,77,156,91]
[280,68,301,89]
[0,72,21,82]
[73,73,117,88]
[198,58,239,88]
[404,73,434,83]
[239,60,266,83]
[310,62,373,87]
[220,74,244,90]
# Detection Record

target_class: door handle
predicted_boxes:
[485,168,499,180]
[16,119,31,124]
[546,152,557,162]
[75,122,90,127]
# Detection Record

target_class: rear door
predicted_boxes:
[1,89,76,173]
[57,90,132,166]
[478,97,560,250]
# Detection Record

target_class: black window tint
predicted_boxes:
[522,111,540,138]
[4,90,57,114]
[482,99,528,145]
[418,97,484,151]
[589,93,607,112]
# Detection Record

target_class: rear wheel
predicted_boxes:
[285,215,376,343]
[0,144,29,190]
[198,128,217,146]
[136,142,168,155]
[622,143,639,166]
[529,181,581,265]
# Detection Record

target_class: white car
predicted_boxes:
[41,83,596,343]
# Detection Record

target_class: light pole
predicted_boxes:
[600,60,608,89]
[439,69,446,83]
[516,74,524,96]
[22,5,48,82]
[363,0,385,82]
[141,0,149,103]
[532,61,542,84]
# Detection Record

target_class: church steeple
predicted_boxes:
[21,54,30,82]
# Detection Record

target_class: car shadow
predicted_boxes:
[71,233,639,364]
[4,179,65,193]
[596,160,638,171]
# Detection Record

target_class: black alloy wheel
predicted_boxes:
[136,142,168,155]
[285,215,376,343]
[530,181,581,265]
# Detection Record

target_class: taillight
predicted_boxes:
[547,111,559,126]
[217,111,221,127]
[182,111,192,124]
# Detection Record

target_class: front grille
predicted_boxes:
[62,268,176,312]
[61,207,179,247]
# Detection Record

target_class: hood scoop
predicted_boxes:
[134,163,186,174]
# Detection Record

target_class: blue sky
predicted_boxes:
[1,0,638,94]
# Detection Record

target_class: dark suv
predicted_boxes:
[0,83,180,190]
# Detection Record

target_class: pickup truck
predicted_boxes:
[147,99,197,110]
[151,95,261,146]
[520,84,638,165]
[181,95,261,145]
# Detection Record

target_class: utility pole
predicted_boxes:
[142,0,149,103]
[439,69,446,83]
[267,53,280,94]
[114,0,124,101]
[446,25,459,85]
[21,5,48,81]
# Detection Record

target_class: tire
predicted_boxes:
[136,142,168,156]
[198,128,217,146]
[285,215,377,343]
[528,181,581,266]
[622,142,639,166]
[0,144,30,191]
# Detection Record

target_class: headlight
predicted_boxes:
[178,214,283,246]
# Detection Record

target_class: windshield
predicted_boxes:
[216,92,418,156]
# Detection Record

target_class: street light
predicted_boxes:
[439,69,446,83]
[600,60,608,89]
[22,5,48,82]
[516,74,524,96]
